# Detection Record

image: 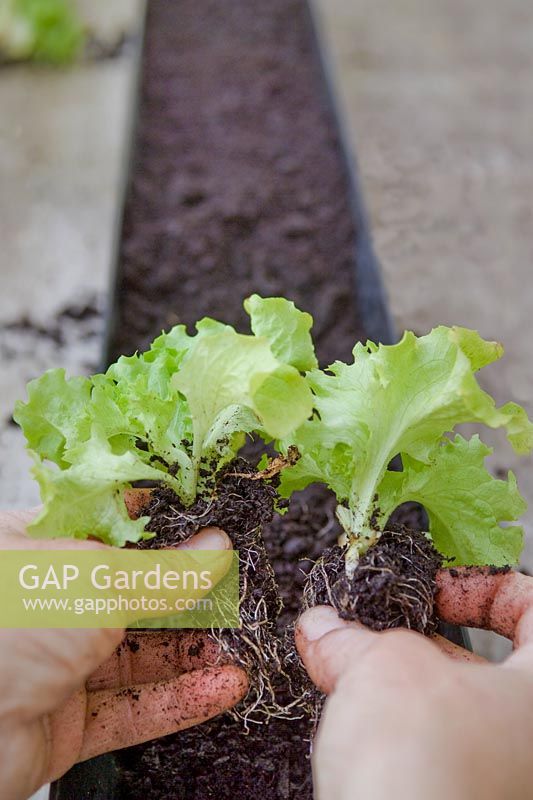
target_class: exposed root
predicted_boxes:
[304,525,443,635]
[138,459,317,724]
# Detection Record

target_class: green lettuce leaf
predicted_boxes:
[280,326,532,565]
[13,369,91,468]
[15,296,315,545]
[377,435,525,566]
[29,427,168,545]
[173,328,314,497]
[244,294,318,372]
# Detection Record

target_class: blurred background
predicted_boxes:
[1,0,532,680]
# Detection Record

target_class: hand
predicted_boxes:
[0,511,248,800]
[296,567,533,800]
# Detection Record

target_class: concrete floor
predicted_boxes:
[0,1,144,512]
[313,0,533,658]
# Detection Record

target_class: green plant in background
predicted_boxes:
[0,0,84,64]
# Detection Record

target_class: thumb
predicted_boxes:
[295,605,378,694]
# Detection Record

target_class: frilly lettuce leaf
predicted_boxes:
[29,427,167,545]
[377,436,525,566]
[173,329,314,497]
[244,294,318,372]
[14,296,315,545]
[0,0,84,64]
[280,326,532,565]
[13,369,91,467]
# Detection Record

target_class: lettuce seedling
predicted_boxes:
[279,327,533,572]
[14,295,316,546]
[0,0,84,63]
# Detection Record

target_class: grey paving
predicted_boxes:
[0,1,145,510]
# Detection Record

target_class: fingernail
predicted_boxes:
[182,527,231,551]
[299,605,349,641]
